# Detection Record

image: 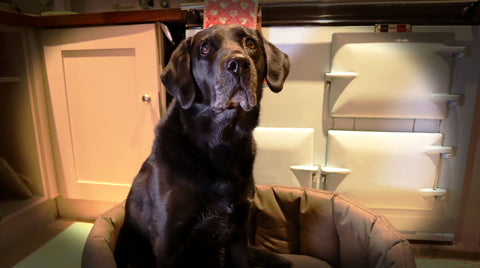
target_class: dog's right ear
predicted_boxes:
[161,38,196,109]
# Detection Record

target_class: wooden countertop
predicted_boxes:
[0,8,186,28]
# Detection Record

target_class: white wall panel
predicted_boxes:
[253,127,314,187]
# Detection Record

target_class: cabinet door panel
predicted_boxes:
[43,24,161,201]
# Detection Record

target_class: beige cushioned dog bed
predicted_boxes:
[82,185,416,268]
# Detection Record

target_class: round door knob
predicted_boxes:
[142,94,151,103]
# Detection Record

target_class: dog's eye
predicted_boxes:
[200,41,211,55]
[245,38,256,50]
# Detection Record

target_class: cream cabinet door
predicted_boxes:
[43,24,161,202]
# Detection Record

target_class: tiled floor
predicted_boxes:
[0,220,92,268]
[412,241,480,268]
[13,222,93,268]
[416,258,480,268]
[0,220,75,268]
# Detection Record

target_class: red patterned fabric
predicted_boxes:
[203,0,258,29]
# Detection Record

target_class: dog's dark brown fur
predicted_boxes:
[114,24,290,268]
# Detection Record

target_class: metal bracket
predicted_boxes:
[320,167,351,174]
[290,165,319,188]
[420,188,447,197]
[431,93,462,107]
[436,45,467,59]
[325,72,357,81]
[318,166,350,190]
[425,145,456,159]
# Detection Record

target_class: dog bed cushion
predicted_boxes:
[0,157,32,199]
[82,201,125,268]
[281,254,332,268]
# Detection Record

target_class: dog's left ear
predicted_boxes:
[161,37,196,109]
[261,36,290,93]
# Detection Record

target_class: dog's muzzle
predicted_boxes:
[214,53,257,112]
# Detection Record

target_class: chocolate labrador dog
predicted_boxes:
[114,24,290,268]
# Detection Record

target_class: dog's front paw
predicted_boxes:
[248,246,292,268]
[266,255,292,268]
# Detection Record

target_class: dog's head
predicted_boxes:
[161,24,290,112]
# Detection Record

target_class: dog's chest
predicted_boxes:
[195,199,235,242]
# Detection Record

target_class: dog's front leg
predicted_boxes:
[224,202,250,268]
[225,236,249,268]
[247,246,292,268]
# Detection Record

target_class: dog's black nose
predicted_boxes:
[226,55,250,74]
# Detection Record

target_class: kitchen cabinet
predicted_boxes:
[43,24,163,202]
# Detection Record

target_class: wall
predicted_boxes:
[456,82,480,244]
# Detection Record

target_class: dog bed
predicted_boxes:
[82,185,416,268]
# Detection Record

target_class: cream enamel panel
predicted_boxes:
[324,130,444,210]
[329,33,462,119]
[253,127,314,187]
[43,24,161,202]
